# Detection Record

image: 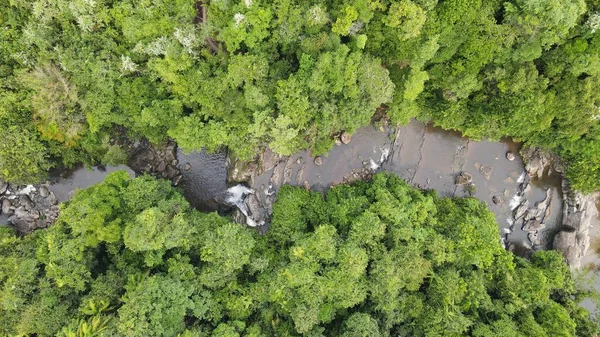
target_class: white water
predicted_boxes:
[369,159,379,170]
[226,185,254,217]
[509,195,522,210]
[517,172,526,184]
[17,185,36,195]
[379,146,390,163]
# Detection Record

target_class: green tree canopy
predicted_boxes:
[0,171,596,336]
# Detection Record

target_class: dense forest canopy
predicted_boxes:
[0,171,596,336]
[1,0,600,191]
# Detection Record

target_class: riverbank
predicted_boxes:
[1,120,597,269]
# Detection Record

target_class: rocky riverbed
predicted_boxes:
[227,120,598,267]
[1,120,597,269]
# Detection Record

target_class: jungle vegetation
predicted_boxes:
[0,171,597,336]
[1,0,600,191]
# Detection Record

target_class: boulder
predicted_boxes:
[1,199,12,215]
[245,193,265,227]
[455,171,472,185]
[157,161,167,172]
[506,152,516,161]
[39,186,50,198]
[314,156,323,166]
[492,195,503,205]
[514,200,529,220]
[184,163,192,171]
[48,191,58,205]
[0,180,7,194]
[19,195,34,210]
[523,220,546,232]
[165,165,179,179]
[340,132,352,144]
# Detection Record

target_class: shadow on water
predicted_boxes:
[176,149,228,212]
[48,164,135,203]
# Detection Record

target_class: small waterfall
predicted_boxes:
[224,185,254,217]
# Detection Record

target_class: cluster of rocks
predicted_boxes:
[129,140,186,186]
[511,187,553,250]
[520,147,598,268]
[0,180,60,234]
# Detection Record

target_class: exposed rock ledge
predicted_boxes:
[553,181,598,269]
[524,147,598,269]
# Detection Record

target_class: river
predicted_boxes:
[0,120,578,254]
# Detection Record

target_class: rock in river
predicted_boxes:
[314,156,323,166]
[340,132,352,144]
[492,195,503,205]
[479,165,493,180]
[455,171,472,185]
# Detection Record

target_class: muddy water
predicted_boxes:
[250,120,563,249]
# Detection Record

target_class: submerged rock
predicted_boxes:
[479,165,493,180]
[314,156,323,166]
[455,171,472,185]
[506,152,516,161]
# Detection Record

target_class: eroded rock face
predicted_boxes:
[553,181,597,269]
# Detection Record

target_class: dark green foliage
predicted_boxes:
[0,171,596,336]
[3,0,600,190]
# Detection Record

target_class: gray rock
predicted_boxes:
[492,195,503,205]
[39,186,49,198]
[35,219,47,229]
[553,180,597,269]
[184,163,192,171]
[9,217,34,234]
[19,195,34,209]
[455,172,472,185]
[171,159,179,166]
[514,200,529,220]
[479,165,493,180]
[157,161,167,172]
[165,151,176,163]
[0,180,7,194]
[1,199,12,215]
[506,152,515,161]
[523,220,546,232]
[165,165,179,179]
[245,193,265,227]
[455,175,468,185]
[173,175,183,186]
[314,156,323,166]
[48,191,58,205]
[340,132,352,144]
[14,206,29,219]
